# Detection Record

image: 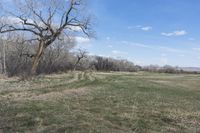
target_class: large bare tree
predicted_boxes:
[0,0,92,75]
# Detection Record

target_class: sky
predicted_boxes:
[77,0,200,67]
[1,0,200,67]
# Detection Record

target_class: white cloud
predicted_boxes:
[141,26,152,31]
[131,43,152,48]
[121,41,153,49]
[75,37,90,43]
[66,25,82,31]
[128,25,152,31]
[161,30,187,37]
[111,50,127,57]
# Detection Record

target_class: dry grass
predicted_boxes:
[0,71,200,132]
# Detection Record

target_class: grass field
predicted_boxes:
[0,71,200,133]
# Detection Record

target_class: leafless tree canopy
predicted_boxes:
[73,49,88,70]
[0,0,92,75]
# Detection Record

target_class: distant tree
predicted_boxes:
[73,49,87,71]
[0,0,93,75]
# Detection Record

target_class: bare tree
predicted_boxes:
[0,0,92,75]
[2,39,6,74]
[73,49,87,71]
[0,34,10,75]
[0,40,3,74]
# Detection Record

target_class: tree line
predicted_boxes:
[0,34,140,77]
[1,34,197,78]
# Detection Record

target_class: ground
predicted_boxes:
[0,71,200,133]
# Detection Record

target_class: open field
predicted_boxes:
[0,71,200,133]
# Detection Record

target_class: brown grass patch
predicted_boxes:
[31,87,90,101]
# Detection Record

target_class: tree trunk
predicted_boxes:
[0,49,2,74]
[3,40,6,75]
[31,42,45,75]
[73,58,80,71]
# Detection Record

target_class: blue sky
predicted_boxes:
[2,0,200,67]
[77,0,200,67]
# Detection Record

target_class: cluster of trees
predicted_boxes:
[0,34,140,77]
[92,56,140,72]
[1,35,199,77]
[142,65,183,74]
[0,0,92,75]
[142,65,200,74]
[0,34,76,76]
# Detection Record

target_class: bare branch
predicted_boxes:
[0,25,41,36]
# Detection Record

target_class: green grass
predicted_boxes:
[0,71,200,133]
